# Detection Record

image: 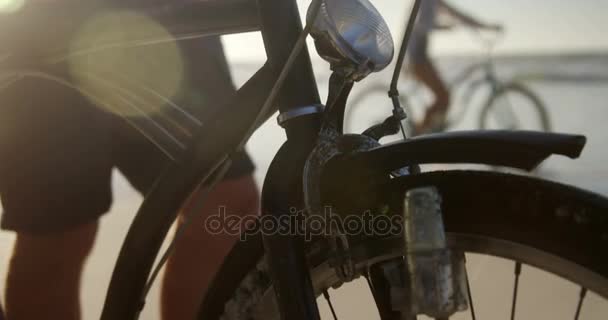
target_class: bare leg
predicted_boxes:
[5,222,98,320]
[161,175,259,320]
[411,58,450,132]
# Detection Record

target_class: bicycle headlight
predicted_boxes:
[308,0,394,81]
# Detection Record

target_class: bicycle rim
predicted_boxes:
[479,83,551,132]
[213,234,606,320]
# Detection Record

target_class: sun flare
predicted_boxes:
[68,10,185,118]
[0,0,24,13]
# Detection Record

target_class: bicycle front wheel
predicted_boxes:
[479,82,551,132]
[197,170,608,320]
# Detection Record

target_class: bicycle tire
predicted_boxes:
[197,170,608,319]
[479,82,551,132]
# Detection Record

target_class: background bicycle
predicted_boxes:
[347,28,551,138]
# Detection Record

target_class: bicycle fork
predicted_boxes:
[370,187,469,319]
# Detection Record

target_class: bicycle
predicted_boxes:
[1,0,606,319]
[347,27,551,137]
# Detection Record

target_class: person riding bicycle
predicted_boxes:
[409,0,501,134]
[0,3,259,320]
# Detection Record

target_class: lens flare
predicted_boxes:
[68,10,185,117]
[0,0,24,13]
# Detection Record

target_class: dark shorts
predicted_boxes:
[0,36,254,234]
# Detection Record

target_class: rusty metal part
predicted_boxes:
[402,187,468,318]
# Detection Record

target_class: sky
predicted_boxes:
[1,0,605,61]
[223,0,608,62]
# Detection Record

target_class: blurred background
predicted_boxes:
[1,0,608,318]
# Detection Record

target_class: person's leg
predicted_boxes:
[114,124,258,319]
[111,104,258,320]
[411,58,450,133]
[0,74,114,320]
[407,33,450,133]
[160,174,259,320]
[412,59,450,113]
[5,222,98,320]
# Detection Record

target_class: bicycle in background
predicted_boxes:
[348,28,551,137]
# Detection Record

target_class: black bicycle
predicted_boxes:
[1,0,607,319]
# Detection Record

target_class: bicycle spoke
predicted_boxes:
[465,261,477,320]
[574,287,587,320]
[322,290,339,320]
[510,262,522,320]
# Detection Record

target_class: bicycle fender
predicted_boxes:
[328,130,586,175]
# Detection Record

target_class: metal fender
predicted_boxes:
[326,130,586,176]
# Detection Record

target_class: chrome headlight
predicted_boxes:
[308,0,394,81]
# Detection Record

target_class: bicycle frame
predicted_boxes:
[0,1,585,319]
[438,28,523,131]
[445,59,499,127]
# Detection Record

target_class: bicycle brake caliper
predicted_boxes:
[401,187,469,318]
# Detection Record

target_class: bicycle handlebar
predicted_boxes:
[467,26,505,53]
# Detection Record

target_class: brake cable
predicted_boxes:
[386,0,422,139]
